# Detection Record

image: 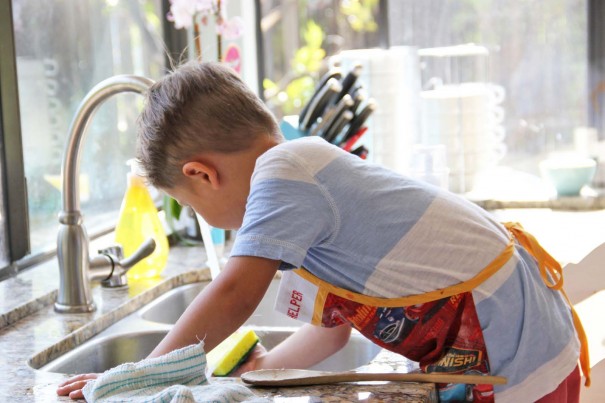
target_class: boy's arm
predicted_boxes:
[233,323,353,375]
[57,255,279,399]
[148,255,280,357]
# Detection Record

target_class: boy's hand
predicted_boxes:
[230,343,268,377]
[56,373,98,400]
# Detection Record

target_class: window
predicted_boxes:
[257,0,386,119]
[389,0,589,175]
[258,0,599,195]
[11,0,167,261]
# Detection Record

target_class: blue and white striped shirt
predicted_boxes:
[231,136,579,401]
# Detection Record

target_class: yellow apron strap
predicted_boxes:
[295,235,515,308]
[504,222,591,387]
[504,222,563,290]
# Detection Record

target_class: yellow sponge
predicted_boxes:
[207,329,260,376]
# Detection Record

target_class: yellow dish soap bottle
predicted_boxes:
[115,159,169,280]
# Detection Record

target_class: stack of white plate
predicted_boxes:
[420,82,506,193]
[334,47,422,175]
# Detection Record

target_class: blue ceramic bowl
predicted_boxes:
[540,156,597,196]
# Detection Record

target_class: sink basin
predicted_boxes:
[40,327,380,374]
[139,281,301,327]
[40,330,167,374]
[37,280,381,375]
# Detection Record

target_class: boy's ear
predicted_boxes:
[182,161,220,189]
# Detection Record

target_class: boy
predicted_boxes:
[58,61,587,402]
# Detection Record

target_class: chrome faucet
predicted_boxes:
[55,75,157,313]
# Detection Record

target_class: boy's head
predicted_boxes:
[136,61,282,190]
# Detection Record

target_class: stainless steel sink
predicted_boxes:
[40,326,380,374]
[41,330,167,374]
[139,281,301,327]
[38,280,381,375]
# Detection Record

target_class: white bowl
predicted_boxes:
[539,155,597,196]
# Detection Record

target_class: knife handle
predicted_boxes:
[299,78,342,131]
[350,89,366,115]
[341,126,368,152]
[314,94,353,138]
[309,104,340,137]
[299,70,342,128]
[323,110,354,144]
[341,99,377,143]
[316,70,342,93]
[350,145,369,159]
[334,64,363,105]
[337,64,363,101]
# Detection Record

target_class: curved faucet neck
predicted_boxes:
[60,75,155,215]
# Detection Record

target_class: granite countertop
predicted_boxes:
[0,242,436,402]
[470,194,605,211]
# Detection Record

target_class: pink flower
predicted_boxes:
[167,0,197,29]
[217,16,244,40]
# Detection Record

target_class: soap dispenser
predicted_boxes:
[114,159,169,280]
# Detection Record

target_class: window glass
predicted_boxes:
[259,0,591,195]
[12,0,165,256]
[389,0,588,176]
[258,0,382,119]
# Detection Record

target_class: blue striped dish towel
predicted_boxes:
[82,342,269,403]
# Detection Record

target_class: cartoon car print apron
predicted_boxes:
[274,222,590,402]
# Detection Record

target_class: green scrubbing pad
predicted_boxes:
[207,329,260,376]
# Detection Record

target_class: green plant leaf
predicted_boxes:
[163,195,182,221]
[292,46,326,74]
[263,78,278,91]
[264,19,326,114]
[303,20,324,49]
[340,0,379,33]
[282,76,315,114]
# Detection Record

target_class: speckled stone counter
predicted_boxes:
[471,194,605,211]
[1,243,436,402]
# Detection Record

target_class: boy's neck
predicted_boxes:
[205,134,282,190]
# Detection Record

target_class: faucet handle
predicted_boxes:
[100,238,157,287]
[98,244,124,260]
[119,238,156,269]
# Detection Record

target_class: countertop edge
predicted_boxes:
[27,269,212,369]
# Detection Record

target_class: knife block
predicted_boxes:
[280,115,305,140]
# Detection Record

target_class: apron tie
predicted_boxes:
[504,222,591,387]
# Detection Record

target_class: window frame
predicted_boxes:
[0,0,187,279]
[0,0,30,278]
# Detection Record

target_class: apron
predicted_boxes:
[275,222,590,402]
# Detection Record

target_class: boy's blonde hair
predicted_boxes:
[137,61,281,188]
